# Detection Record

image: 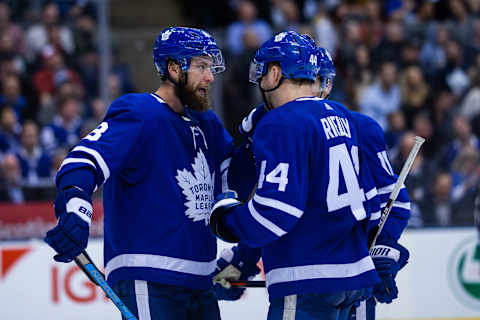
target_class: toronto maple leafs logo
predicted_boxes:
[175,149,215,224]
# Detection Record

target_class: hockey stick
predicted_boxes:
[367,135,425,248]
[230,136,425,288]
[75,251,137,320]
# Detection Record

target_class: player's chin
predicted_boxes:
[191,92,211,112]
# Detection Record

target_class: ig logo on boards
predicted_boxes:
[448,236,480,309]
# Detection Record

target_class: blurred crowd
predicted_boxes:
[1,0,479,229]
[0,1,134,203]
[183,0,480,228]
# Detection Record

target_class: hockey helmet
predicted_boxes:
[153,27,225,77]
[249,31,318,84]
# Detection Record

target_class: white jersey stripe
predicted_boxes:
[72,146,110,182]
[365,187,378,200]
[266,256,375,287]
[135,280,151,320]
[253,194,303,218]
[248,200,286,237]
[369,211,381,220]
[378,183,406,195]
[59,158,96,172]
[105,254,216,278]
[150,93,166,104]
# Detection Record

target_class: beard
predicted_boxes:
[178,73,211,112]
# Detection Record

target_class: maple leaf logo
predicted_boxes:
[176,149,215,224]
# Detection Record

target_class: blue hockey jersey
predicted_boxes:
[56,93,237,289]
[223,97,381,299]
[351,111,411,243]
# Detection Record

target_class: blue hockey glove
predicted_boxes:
[209,191,243,243]
[213,247,261,301]
[239,104,267,141]
[44,187,92,263]
[370,242,409,304]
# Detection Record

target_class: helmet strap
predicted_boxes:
[259,76,285,110]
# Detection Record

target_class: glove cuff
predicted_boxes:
[58,187,93,225]
[370,245,400,262]
[66,197,93,225]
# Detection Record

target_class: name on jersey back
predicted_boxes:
[320,116,351,140]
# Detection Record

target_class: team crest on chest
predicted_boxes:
[175,149,215,224]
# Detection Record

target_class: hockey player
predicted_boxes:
[44,27,259,320]
[234,43,412,319]
[209,31,380,319]
[314,46,411,320]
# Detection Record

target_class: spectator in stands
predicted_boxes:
[0,31,26,76]
[464,19,480,68]
[450,146,480,225]
[364,0,383,48]
[400,40,421,68]
[421,172,453,226]
[372,20,406,66]
[442,115,480,169]
[50,147,67,173]
[225,0,271,56]
[88,97,106,123]
[0,73,28,121]
[399,65,429,128]
[446,0,474,47]
[431,90,455,153]
[40,95,82,154]
[359,61,400,129]
[338,19,363,71]
[0,107,20,155]
[33,46,82,114]
[270,0,301,33]
[0,2,24,54]
[345,45,373,107]
[15,120,52,187]
[412,112,436,159]
[312,5,337,57]
[24,2,74,63]
[72,11,96,56]
[0,153,23,203]
[393,131,435,224]
[420,23,449,78]
[461,71,480,136]
[384,110,406,157]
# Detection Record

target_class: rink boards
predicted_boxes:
[0,227,479,319]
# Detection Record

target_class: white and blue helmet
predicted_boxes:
[249,31,319,84]
[153,27,225,77]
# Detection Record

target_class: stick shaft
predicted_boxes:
[368,136,425,248]
[75,251,137,320]
[230,280,266,288]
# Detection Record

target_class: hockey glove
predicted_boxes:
[44,187,92,263]
[239,104,267,141]
[370,241,409,304]
[209,191,243,243]
[213,247,261,301]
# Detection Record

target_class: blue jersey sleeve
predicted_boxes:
[56,96,145,190]
[224,122,308,248]
[359,115,410,242]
